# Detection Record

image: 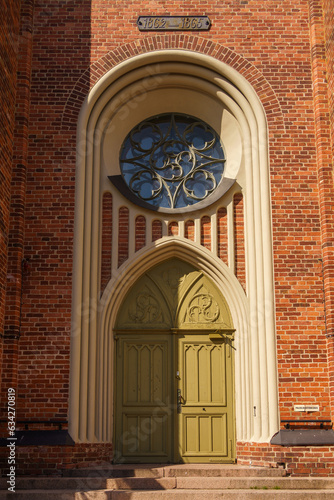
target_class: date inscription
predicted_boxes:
[137,16,211,31]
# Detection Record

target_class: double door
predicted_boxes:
[114,332,234,463]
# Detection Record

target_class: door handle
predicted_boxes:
[177,389,183,413]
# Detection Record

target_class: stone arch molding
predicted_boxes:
[70,50,279,446]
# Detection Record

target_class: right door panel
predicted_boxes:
[177,334,234,463]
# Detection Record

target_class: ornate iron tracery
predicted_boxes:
[120,114,226,209]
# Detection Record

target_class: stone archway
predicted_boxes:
[69,49,279,449]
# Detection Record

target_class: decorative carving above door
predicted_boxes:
[115,258,234,331]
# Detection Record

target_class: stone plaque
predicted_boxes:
[294,404,320,412]
[137,16,211,31]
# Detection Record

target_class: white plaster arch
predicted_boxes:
[69,50,279,446]
[99,237,249,443]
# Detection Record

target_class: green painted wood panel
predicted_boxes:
[177,334,234,463]
[114,334,173,463]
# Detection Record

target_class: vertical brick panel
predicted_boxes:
[5,0,34,337]
[14,0,92,423]
[152,219,162,242]
[2,1,35,405]
[0,0,21,382]
[135,215,146,252]
[201,216,211,251]
[217,207,228,265]
[118,207,129,267]
[185,220,195,241]
[100,192,112,295]
[168,221,178,236]
[308,0,334,421]
[321,0,334,166]
[233,193,246,291]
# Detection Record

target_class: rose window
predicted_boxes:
[119,113,226,210]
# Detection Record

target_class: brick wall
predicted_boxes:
[1,0,35,424]
[237,441,334,476]
[0,0,21,377]
[1,0,333,471]
[1,441,334,477]
[0,443,113,476]
[322,0,334,165]
[308,0,334,420]
[2,0,92,423]
[321,0,334,420]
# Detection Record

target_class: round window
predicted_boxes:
[119,113,226,211]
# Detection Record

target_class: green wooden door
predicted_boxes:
[114,334,173,463]
[114,332,234,463]
[176,334,235,463]
[114,258,235,464]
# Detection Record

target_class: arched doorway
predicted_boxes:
[70,49,279,449]
[114,258,235,463]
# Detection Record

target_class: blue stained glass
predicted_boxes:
[120,114,225,209]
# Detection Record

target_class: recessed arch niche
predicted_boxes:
[69,50,279,447]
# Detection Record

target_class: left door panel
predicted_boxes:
[114,334,173,463]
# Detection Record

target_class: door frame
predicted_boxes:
[173,329,235,464]
[114,328,235,464]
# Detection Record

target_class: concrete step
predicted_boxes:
[1,465,333,499]
[2,476,334,490]
[176,477,334,489]
[165,465,287,478]
[0,489,334,500]
[62,465,165,478]
[0,477,175,490]
[0,491,109,500]
[108,492,334,500]
[61,464,287,478]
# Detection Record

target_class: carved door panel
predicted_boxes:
[176,334,234,463]
[114,334,173,463]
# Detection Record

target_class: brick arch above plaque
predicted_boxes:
[62,38,285,134]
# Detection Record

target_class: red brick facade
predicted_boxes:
[323,0,334,164]
[322,0,334,422]
[1,0,334,476]
[0,0,21,375]
[237,442,334,477]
